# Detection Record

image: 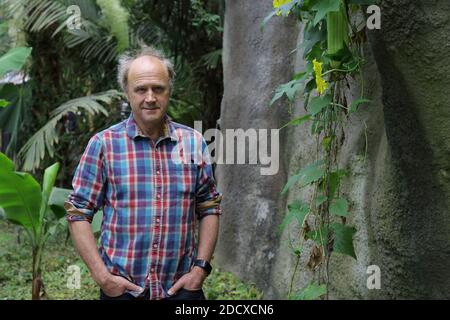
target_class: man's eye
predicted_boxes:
[135,88,146,93]
[153,87,164,93]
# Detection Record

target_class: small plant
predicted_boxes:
[0,152,69,299]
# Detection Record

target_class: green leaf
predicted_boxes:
[0,99,10,108]
[312,0,341,25]
[92,210,103,237]
[306,225,329,246]
[270,79,303,106]
[328,169,347,200]
[42,163,60,201]
[330,198,349,217]
[298,162,325,186]
[300,22,327,59]
[349,98,371,113]
[0,152,42,230]
[48,187,72,219]
[0,47,32,78]
[281,161,325,194]
[332,223,357,259]
[281,172,302,195]
[315,195,327,207]
[308,95,332,115]
[304,78,316,94]
[279,200,310,234]
[291,282,327,300]
[279,114,311,130]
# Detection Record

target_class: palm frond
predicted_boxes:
[96,0,130,52]
[4,0,120,63]
[17,90,123,172]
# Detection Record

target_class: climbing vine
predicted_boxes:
[267,0,377,299]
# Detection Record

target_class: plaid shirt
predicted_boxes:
[65,115,221,300]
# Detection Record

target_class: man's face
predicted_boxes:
[126,55,170,129]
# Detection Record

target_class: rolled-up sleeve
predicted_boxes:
[65,134,106,223]
[195,137,222,219]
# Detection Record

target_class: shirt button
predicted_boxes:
[156,218,160,223]
[150,268,155,273]
[153,244,158,248]
[156,170,160,175]
[156,193,161,199]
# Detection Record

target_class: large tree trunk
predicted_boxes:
[215,0,450,299]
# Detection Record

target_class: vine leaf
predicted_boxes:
[278,200,310,234]
[270,79,303,106]
[328,169,347,199]
[312,0,341,25]
[330,198,349,217]
[309,95,332,115]
[315,195,327,207]
[291,282,327,300]
[300,22,327,59]
[281,161,325,194]
[306,225,329,246]
[349,98,371,113]
[279,114,311,130]
[332,223,357,259]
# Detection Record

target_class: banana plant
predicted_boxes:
[0,152,70,300]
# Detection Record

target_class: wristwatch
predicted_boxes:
[193,259,212,276]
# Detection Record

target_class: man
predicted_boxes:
[65,46,222,300]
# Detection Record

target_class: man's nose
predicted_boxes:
[144,90,156,103]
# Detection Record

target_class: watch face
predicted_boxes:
[194,259,212,274]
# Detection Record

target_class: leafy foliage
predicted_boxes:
[269,0,371,299]
[17,90,122,172]
[291,282,326,300]
[0,152,69,299]
[0,47,32,78]
[0,222,261,300]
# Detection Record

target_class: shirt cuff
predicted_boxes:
[196,195,222,219]
[64,201,94,223]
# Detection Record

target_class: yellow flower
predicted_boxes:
[273,0,292,16]
[313,58,328,95]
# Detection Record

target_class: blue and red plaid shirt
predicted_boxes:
[65,115,222,299]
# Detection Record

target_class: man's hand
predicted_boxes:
[167,267,207,296]
[99,273,144,298]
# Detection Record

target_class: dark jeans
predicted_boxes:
[100,288,205,300]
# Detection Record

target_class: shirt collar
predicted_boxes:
[126,113,178,142]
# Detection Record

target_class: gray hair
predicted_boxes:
[117,45,175,93]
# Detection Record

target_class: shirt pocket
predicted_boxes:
[171,163,197,196]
